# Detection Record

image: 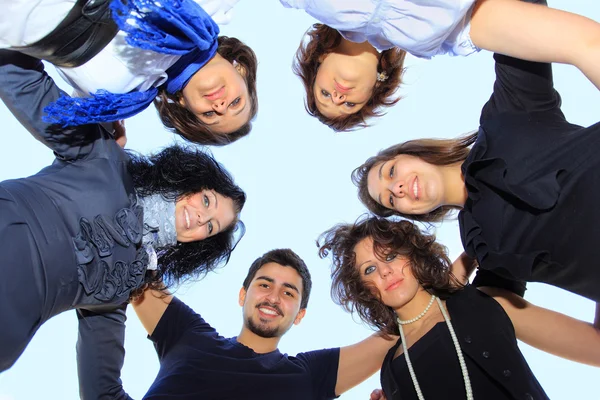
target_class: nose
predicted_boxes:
[388,180,405,198]
[212,99,227,112]
[266,291,281,304]
[196,211,209,226]
[379,263,393,279]
[331,90,345,105]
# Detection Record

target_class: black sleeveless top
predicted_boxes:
[380,285,548,400]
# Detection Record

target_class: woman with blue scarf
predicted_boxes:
[0,0,258,146]
[0,50,246,397]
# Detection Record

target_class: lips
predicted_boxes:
[183,207,191,229]
[204,86,225,101]
[334,80,351,93]
[256,302,283,317]
[410,176,419,201]
[385,279,404,291]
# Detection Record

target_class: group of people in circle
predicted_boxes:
[1,0,599,399]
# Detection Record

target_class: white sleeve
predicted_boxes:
[279,0,305,9]
[0,0,76,48]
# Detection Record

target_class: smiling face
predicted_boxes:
[179,53,252,135]
[238,262,306,339]
[313,51,378,119]
[353,237,421,310]
[174,190,236,242]
[366,154,446,215]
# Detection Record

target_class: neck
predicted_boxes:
[236,327,281,354]
[395,289,436,330]
[336,37,379,59]
[440,162,468,208]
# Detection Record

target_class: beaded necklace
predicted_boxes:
[397,295,474,400]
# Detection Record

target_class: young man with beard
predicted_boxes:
[127,248,396,399]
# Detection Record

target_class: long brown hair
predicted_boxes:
[293,24,406,132]
[318,216,461,336]
[352,132,478,222]
[155,36,258,146]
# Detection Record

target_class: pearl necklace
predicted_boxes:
[397,293,436,325]
[397,296,474,400]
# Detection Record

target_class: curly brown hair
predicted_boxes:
[352,132,478,223]
[154,36,258,146]
[318,216,462,335]
[293,24,406,132]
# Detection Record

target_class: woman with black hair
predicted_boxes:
[0,50,245,397]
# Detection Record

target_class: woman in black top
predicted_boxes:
[353,48,600,307]
[0,50,246,398]
[319,216,600,399]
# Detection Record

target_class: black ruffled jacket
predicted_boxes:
[462,53,600,302]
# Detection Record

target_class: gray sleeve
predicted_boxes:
[0,50,104,160]
[76,305,134,400]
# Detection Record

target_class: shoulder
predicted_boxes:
[448,284,509,316]
[294,347,340,367]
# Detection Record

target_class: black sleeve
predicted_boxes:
[472,269,527,297]
[296,347,340,399]
[149,297,216,360]
[0,50,106,160]
[480,53,565,123]
[76,304,133,400]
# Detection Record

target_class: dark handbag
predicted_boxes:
[14,0,118,68]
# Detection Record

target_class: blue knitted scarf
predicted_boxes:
[43,0,220,127]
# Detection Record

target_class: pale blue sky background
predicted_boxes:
[1,0,599,398]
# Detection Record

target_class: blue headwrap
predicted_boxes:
[43,0,220,127]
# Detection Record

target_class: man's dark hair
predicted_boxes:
[242,249,312,309]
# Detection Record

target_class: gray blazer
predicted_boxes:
[0,50,141,399]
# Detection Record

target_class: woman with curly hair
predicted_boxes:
[1,0,258,146]
[318,216,600,399]
[0,51,245,397]
[282,0,600,131]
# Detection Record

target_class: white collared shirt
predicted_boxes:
[280,0,478,59]
[0,0,239,95]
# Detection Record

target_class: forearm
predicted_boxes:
[470,0,600,90]
[0,49,100,156]
[481,287,600,367]
[335,333,398,395]
[76,305,134,400]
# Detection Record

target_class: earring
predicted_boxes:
[376,71,388,82]
[233,60,239,67]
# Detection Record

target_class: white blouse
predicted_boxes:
[0,0,239,95]
[280,0,478,59]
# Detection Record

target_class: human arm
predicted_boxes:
[0,50,104,159]
[451,252,477,285]
[76,305,133,400]
[479,51,564,123]
[132,288,215,360]
[479,286,600,367]
[131,288,173,336]
[335,333,398,396]
[469,0,600,90]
